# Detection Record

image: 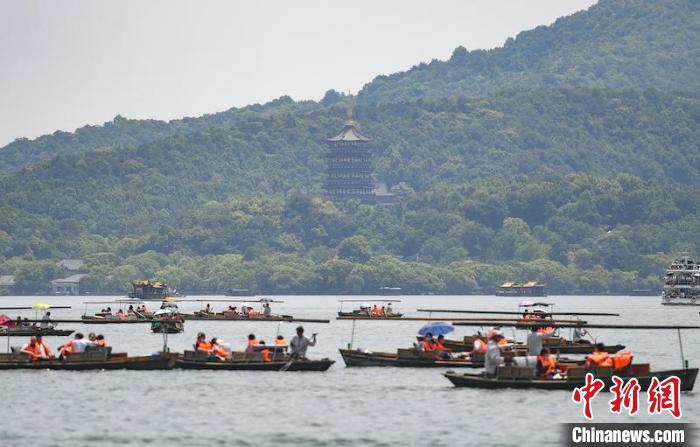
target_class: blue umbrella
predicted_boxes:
[418,322,454,337]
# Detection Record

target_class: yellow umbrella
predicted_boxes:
[32,303,51,311]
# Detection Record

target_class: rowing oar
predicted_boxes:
[279,353,298,372]
[0,306,72,310]
[451,321,700,330]
[417,309,620,317]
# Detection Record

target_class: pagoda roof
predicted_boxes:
[327,120,372,142]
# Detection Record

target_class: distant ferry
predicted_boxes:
[129,280,180,300]
[495,281,546,297]
[661,255,700,306]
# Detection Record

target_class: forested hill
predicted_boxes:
[1,88,697,247]
[3,0,698,176]
[359,0,700,104]
[0,96,317,176]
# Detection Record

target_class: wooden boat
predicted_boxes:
[182,311,293,321]
[151,319,184,334]
[0,327,74,337]
[81,316,151,324]
[0,351,176,370]
[339,348,483,368]
[430,335,625,355]
[444,365,699,391]
[175,350,334,371]
[337,311,403,318]
[339,347,579,368]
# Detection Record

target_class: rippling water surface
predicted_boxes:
[0,295,696,446]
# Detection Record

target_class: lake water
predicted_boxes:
[0,295,696,446]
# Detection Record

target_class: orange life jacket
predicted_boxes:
[195,340,213,353]
[274,339,287,346]
[497,338,508,347]
[472,338,487,353]
[211,344,228,361]
[117,312,127,321]
[610,352,633,371]
[537,354,556,378]
[435,341,450,352]
[22,340,51,361]
[261,349,271,363]
[371,306,381,316]
[585,351,612,368]
[422,339,437,351]
[60,339,75,357]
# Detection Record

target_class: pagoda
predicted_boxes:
[323,110,376,203]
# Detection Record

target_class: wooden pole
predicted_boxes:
[678,328,686,369]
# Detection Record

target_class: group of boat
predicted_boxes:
[1,291,698,395]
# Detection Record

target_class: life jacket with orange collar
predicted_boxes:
[585,351,612,368]
[195,340,213,353]
[60,339,75,357]
[261,348,272,363]
[422,339,437,351]
[472,338,487,353]
[537,354,556,378]
[22,340,52,361]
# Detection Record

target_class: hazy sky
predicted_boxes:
[0,0,596,146]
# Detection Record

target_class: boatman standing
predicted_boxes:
[289,326,316,360]
[40,311,52,329]
[526,326,552,356]
[484,331,504,376]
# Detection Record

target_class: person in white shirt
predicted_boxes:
[484,332,505,376]
[40,311,52,329]
[289,326,317,359]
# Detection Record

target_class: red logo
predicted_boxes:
[572,374,683,420]
[647,376,682,419]
[572,373,605,420]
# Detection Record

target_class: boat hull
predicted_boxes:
[339,349,481,368]
[0,354,177,371]
[444,368,699,391]
[442,339,625,355]
[81,317,151,324]
[175,358,334,371]
[0,328,74,337]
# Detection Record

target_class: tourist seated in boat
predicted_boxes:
[275,335,288,347]
[127,305,135,315]
[536,348,559,379]
[289,326,317,360]
[585,343,613,368]
[386,303,394,315]
[246,334,259,353]
[262,303,272,317]
[194,332,213,353]
[484,332,505,376]
[258,341,272,362]
[21,335,54,361]
[421,333,437,351]
[59,333,93,358]
[117,309,127,320]
[88,333,97,344]
[472,332,487,354]
[94,334,108,347]
[435,335,451,359]
[210,338,229,361]
[204,303,213,314]
[371,305,385,317]
[572,327,589,344]
[105,307,112,315]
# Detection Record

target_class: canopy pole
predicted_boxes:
[6,334,9,353]
[349,319,356,350]
[677,328,686,369]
